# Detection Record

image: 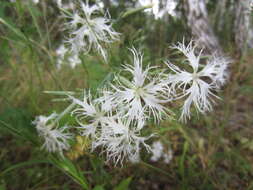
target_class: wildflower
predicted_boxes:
[166,40,230,121]
[56,44,82,68]
[165,0,178,17]
[108,48,171,124]
[93,117,152,165]
[56,44,68,66]
[32,113,73,155]
[150,141,173,163]
[139,0,160,19]
[163,149,173,164]
[64,0,120,61]
[138,0,178,19]
[150,141,164,162]
[70,91,113,139]
[55,0,75,10]
[68,54,82,68]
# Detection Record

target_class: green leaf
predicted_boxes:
[50,156,89,190]
[0,17,27,41]
[113,177,132,190]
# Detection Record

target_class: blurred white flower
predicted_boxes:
[139,0,159,18]
[138,0,178,19]
[150,141,173,163]
[93,117,152,165]
[166,40,230,121]
[108,48,170,124]
[55,44,82,69]
[68,54,82,68]
[163,149,173,164]
[32,113,73,155]
[150,141,164,161]
[64,0,120,61]
[165,0,178,17]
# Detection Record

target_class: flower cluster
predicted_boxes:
[68,48,169,165]
[64,0,120,62]
[32,0,231,166]
[34,40,230,165]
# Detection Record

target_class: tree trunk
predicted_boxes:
[234,0,253,53]
[184,0,222,54]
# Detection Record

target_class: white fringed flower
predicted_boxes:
[108,48,170,124]
[166,40,230,121]
[93,117,152,165]
[32,113,73,155]
[64,0,120,61]
[70,92,113,139]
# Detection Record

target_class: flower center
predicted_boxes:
[95,111,104,120]
[192,72,199,81]
[134,87,145,97]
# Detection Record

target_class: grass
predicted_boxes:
[1,1,253,190]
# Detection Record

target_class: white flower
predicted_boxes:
[64,0,120,61]
[166,40,230,121]
[139,0,159,18]
[165,0,178,17]
[56,44,68,66]
[163,149,173,164]
[108,48,170,124]
[32,113,73,155]
[70,91,113,139]
[68,54,82,68]
[150,141,173,164]
[138,0,178,19]
[93,117,152,165]
[56,43,82,68]
[150,141,164,162]
[54,0,75,9]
